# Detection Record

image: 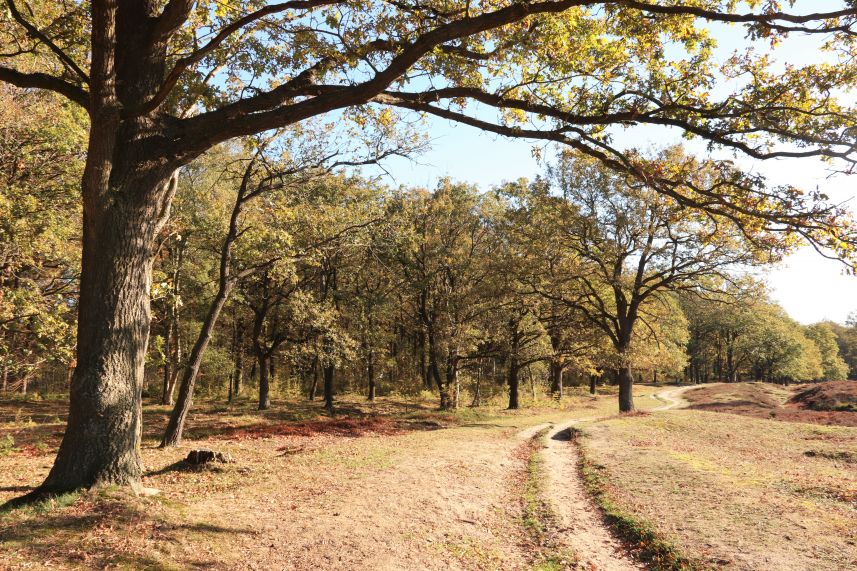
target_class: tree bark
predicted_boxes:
[507,358,520,410]
[618,366,635,412]
[258,351,271,410]
[549,359,563,398]
[367,349,376,401]
[43,170,176,492]
[589,374,597,395]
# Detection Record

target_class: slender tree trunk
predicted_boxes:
[589,374,597,395]
[1,364,7,393]
[419,329,429,389]
[323,363,335,412]
[166,316,181,403]
[308,356,319,400]
[161,280,235,446]
[43,169,177,492]
[471,362,482,407]
[443,351,457,410]
[427,330,442,392]
[230,316,244,402]
[367,349,376,401]
[162,313,174,404]
[161,236,184,405]
[528,364,536,401]
[258,351,271,410]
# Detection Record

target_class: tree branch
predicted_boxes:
[0,66,88,108]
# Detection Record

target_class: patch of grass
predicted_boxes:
[309,443,398,470]
[28,491,81,514]
[0,434,15,456]
[440,534,506,567]
[521,429,554,538]
[532,553,577,571]
[573,427,706,571]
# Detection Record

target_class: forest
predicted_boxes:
[2,1,857,570]
[4,89,856,421]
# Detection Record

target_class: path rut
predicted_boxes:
[541,421,644,571]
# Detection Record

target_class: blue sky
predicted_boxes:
[371,0,857,324]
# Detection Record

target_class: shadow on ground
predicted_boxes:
[0,492,250,570]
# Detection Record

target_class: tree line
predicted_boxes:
[3,92,853,450]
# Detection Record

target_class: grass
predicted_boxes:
[576,403,857,571]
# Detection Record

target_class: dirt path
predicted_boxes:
[651,384,697,411]
[164,422,551,570]
[540,422,645,571]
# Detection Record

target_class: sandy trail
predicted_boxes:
[541,421,644,571]
[176,424,537,570]
[651,384,697,411]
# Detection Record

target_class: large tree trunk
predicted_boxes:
[507,359,520,410]
[549,359,563,398]
[42,169,176,492]
[618,366,635,412]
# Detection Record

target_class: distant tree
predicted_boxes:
[828,318,857,380]
[806,323,850,381]
[742,305,822,384]
[528,150,771,411]
[393,182,500,409]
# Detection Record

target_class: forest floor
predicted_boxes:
[0,382,855,570]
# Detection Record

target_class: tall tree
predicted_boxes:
[532,150,772,411]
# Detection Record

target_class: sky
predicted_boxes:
[371,0,857,325]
